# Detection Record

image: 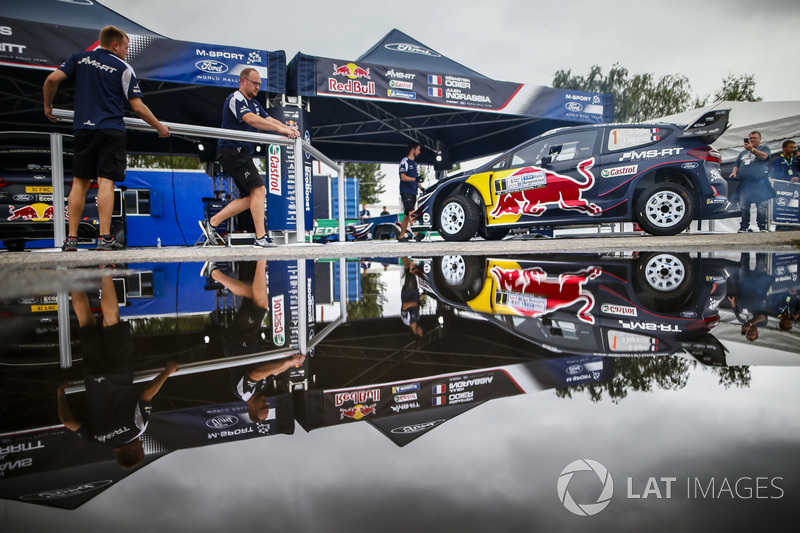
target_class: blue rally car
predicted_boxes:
[412,109,735,240]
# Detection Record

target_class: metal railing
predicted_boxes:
[48,110,349,369]
[49,108,347,244]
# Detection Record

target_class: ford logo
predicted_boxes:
[681,162,699,170]
[566,364,584,375]
[384,43,441,57]
[18,297,39,304]
[205,414,239,429]
[195,60,229,73]
[565,102,583,112]
[680,311,697,318]
[777,198,789,207]
[13,194,35,202]
[391,419,445,434]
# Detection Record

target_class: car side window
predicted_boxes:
[511,131,598,167]
[606,127,672,152]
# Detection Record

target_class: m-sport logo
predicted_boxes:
[390,419,445,434]
[21,480,113,501]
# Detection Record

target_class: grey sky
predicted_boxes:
[100,0,799,102]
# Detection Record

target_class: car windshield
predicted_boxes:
[511,130,598,167]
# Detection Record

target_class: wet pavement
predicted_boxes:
[1,236,799,530]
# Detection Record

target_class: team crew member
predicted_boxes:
[43,25,169,251]
[398,142,425,242]
[200,68,300,248]
[772,140,799,183]
[57,276,178,469]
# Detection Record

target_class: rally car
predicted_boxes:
[412,109,735,240]
[418,253,733,358]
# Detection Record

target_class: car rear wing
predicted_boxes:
[677,108,730,144]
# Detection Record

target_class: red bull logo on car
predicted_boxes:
[489,158,600,219]
[7,203,63,221]
[489,265,602,324]
[339,403,377,420]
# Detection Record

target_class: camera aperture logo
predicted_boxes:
[557,459,614,516]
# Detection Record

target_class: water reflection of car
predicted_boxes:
[0,132,126,251]
[419,253,731,357]
[412,109,735,240]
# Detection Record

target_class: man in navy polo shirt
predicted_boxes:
[199,68,300,248]
[398,142,425,242]
[731,131,773,232]
[43,25,170,251]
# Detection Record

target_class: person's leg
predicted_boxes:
[251,261,268,309]
[96,177,116,236]
[210,196,251,227]
[756,201,769,231]
[70,290,97,327]
[66,177,91,237]
[99,276,120,327]
[249,186,267,239]
[740,199,752,230]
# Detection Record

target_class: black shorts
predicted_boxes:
[79,321,135,373]
[218,147,265,196]
[73,129,127,182]
[400,192,417,216]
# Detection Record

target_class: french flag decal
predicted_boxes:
[428,75,442,85]
[433,396,446,406]
[428,87,443,98]
[432,384,446,395]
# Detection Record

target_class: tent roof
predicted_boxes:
[356,29,488,79]
[288,29,612,166]
[3,0,162,36]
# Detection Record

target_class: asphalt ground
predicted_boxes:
[0,230,798,300]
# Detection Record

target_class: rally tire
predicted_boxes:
[635,182,694,236]
[433,255,485,302]
[437,193,481,241]
[633,252,696,312]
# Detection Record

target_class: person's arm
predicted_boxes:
[730,164,739,179]
[752,146,769,160]
[43,70,68,123]
[129,98,170,137]
[140,362,178,402]
[57,383,82,432]
[242,113,300,138]
[247,354,305,382]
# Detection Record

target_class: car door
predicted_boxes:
[483,130,601,227]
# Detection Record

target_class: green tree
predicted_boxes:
[344,162,386,205]
[346,271,387,319]
[128,154,204,169]
[553,63,694,122]
[712,74,762,102]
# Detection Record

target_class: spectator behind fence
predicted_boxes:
[43,25,170,251]
[199,68,300,248]
[731,131,773,233]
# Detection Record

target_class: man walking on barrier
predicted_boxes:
[200,68,300,248]
[43,25,170,251]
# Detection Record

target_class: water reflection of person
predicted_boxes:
[57,276,178,469]
[203,260,304,421]
[401,257,424,338]
[727,253,773,342]
[778,290,800,330]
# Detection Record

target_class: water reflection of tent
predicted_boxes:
[288,29,613,165]
[294,316,613,446]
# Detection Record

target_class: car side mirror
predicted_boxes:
[541,155,552,167]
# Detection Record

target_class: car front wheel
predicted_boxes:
[635,182,694,236]
[438,193,481,241]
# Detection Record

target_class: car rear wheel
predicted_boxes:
[438,193,480,241]
[633,252,696,312]
[635,182,694,236]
